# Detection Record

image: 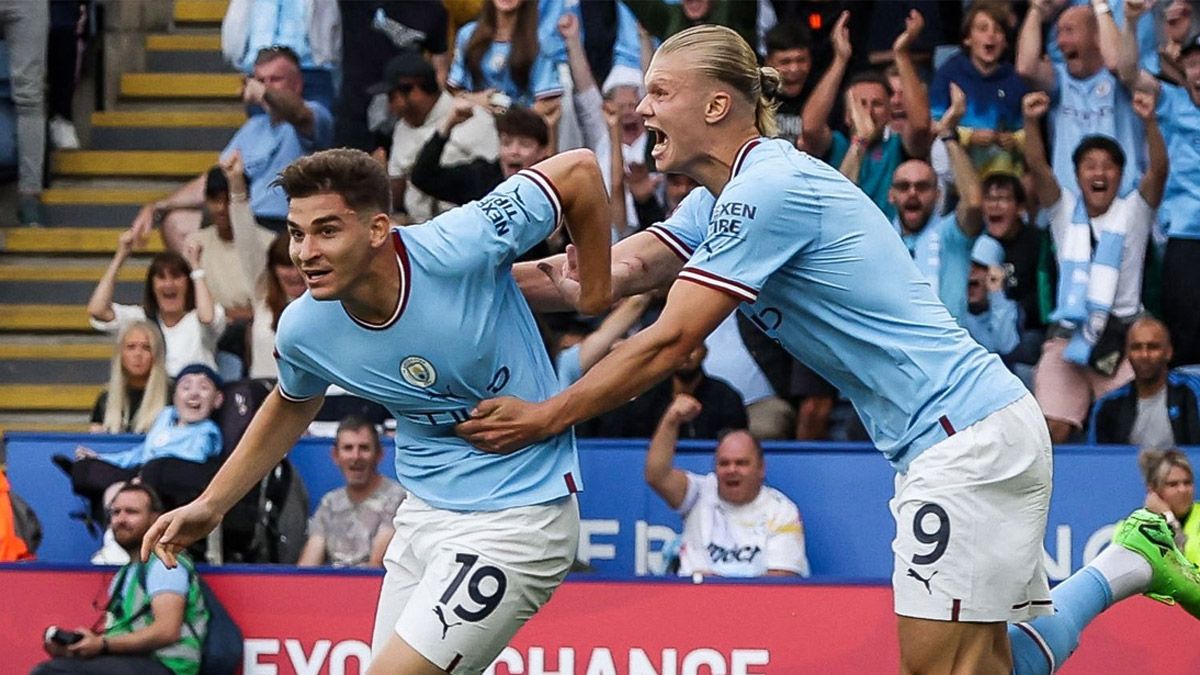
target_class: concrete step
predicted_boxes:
[0,228,165,254]
[0,384,101,411]
[146,33,227,73]
[52,150,218,178]
[0,264,143,304]
[174,0,228,26]
[90,111,242,150]
[0,304,92,332]
[42,187,169,227]
[120,72,242,100]
[1,358,109,384]
[0,412,91,433]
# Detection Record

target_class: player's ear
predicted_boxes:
[367,212,392,248]
[704,90,732,125]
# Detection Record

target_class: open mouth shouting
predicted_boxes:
[648,126,669,162]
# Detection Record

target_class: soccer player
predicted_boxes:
[141,147,612,675]
[459,25,1200,674]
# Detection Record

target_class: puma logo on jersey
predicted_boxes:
[433,605,463,639]
[907,568,938,594]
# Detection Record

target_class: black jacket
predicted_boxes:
[409,130,504,205]
[1088,371,1200,445]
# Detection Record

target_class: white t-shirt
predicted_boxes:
[703,313,775,406]
[91,303,227,377]
[1046,189,1154,319]
[187,225,275,311]
[248,297,278,380]
[387,91,499,222]
[676,472,810,578]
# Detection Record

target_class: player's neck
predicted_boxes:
[341,247,402,325]
[689,129,761,197]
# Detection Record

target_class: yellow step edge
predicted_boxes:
[174,0,228,23]
[121,73,242,99]
[91,110,245,128]
[42,187,170,205]
[1,228,165,254]
[146,34,222,51]
[0,385,101,411]
[0,421,91,433]
[0,265,145,282]
[0,305,92,331]
[53,150,218,177]
[0,343,113,360]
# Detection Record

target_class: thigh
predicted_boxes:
[746,396,794,440]
[33,655,173,675]
[387,498,578,675]
[0,0,48,87]
[1033,338,1090,428]
[71,459,137,499]
[892,396,1052,625]
[897,616,1011,675]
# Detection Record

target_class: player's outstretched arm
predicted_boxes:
[528,149,612,315]
[141,389,324,566]
[458,280,739,453]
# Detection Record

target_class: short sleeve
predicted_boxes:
[90,303,147,333]
[677,175,818,304]
[145,559,190,598]
[447,23,474,91]
[303,101,335,150]
[274,310,332,402]
[1156,82,1186,133]
[675,471,707,516]
[531,51,563,100]
[555,343,582,390]
[938,212,973,250]
[422,169,563,268]
[643,187,714,262]
[764,497,810,576]
[204,303,228,339]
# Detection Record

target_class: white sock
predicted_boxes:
[1088,544,1153,603]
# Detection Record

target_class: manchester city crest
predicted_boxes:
[400,356,437,388]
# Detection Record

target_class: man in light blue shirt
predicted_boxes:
[129,46,333,251]
[141,147,612,674]
[888,139,983,324]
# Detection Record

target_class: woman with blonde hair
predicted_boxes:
[89,320,170,434]
[1140,447,1199,564]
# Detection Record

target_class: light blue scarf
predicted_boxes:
[1052,193,1127,365]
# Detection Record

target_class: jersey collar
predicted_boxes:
[730,137,765,179]
[342,229,412,331]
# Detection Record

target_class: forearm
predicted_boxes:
[1096,4,1122,71]
[191,275,216,324]
[198,390,323,515]
[946,140,982,234]
[564,35,596,94]
[1022,120,1058,205]
[578,295,650,371]
[645,413,681,485]
[609,130,630,240]
[106,623,179,654]
[86,255,126,321]
[540,150,612,314]
[1016,10,1045,80]
[896,51,932,156]
[230,194,267,283]
[800,57,847,154]
[838,141,866,182]
[1118,16,1144,86]
[1140,117,1167,205]
[158,176,206,212]
[263,88,314,136]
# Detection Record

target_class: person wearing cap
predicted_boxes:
[1118,0,1200,366]
[68,364,226,547]
[375,50,499,224]
[963,235,1021,359]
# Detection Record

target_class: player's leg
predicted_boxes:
[1009,509,1200,674]
[379,495,579,675]
[371,501,427,662]
[1032,337,1091,444]
[892,395,1053,674]
[897,618,1010,675]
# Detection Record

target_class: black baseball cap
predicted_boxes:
[176,363,223,389]
[367,51,436,96]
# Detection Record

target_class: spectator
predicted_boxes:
[46,0,87,150]
[764,21,814,147]
[625,0,757,50]
[887,129,984,324]
[560,12,648,237]
[220,0,340,111]
[581,344,747,439]
[372,51,498,223]
[963,235,1022,358]
[130,46,334,251]
[409,104,549,206]
[1016,0,1145,196]
[1117,11,1200,366]
[980,173,1047,345]
[627,169,698,232]
[540,0,642,87]
[704,314,795,440]
[334,1,450,151]
[645,400,810,578]
[216,154,306,381]
[1089,318,1200,446]
[1137,448,1199,564]
[0,0,48,225]
[0,469,33,561]
[930,1,1027,175]
[31,483,208,675]
[70,364,224,533]
[448,0,563,112]
[298,417,405,568]
[1023,88,1167,443]
[87,236,225,378]
[90,321,170,435]
[802,10,932,219]
[552,293,654,390]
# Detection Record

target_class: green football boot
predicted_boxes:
[1112,508,1200,619]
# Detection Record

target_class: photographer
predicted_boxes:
[32,483,207,675]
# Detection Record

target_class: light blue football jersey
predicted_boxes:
[648,138,1029,471]
[275,169,582,511]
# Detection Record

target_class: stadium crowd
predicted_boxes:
[2,0,1199,572]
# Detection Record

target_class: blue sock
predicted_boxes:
[1009,566,1114,675]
